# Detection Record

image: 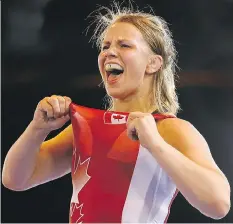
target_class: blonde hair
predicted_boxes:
[88,2,180,115]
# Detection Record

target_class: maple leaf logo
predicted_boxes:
[70,203,84,223]
[111,113,127,124]
[71,147,91,204]
[70,146,91,223]
[112,114,124,121]
[103,112,127,124]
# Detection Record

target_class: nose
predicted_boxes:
[104,46,118,58]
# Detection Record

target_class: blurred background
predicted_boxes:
[2,0,233,223]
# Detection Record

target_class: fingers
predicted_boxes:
[127,118,139,141]
[126,112,149,128]
[40,95,72,119]
[39,97,54,119]
[126,112,153,141]
[56,96,66,115]
[126,112,144,141]
[47,96,61,118]
[63,96,72,114]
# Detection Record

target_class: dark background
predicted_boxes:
[2,0,233,223]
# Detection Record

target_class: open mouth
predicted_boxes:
[105,64,124,81]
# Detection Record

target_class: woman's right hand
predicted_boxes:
[31,95,72,132]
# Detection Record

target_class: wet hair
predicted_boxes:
[89,1,180,115]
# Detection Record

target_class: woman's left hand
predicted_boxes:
[126,112,165,150]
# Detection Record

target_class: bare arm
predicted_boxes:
[154,118,231,219]
[2,95,73,191]
[126,112,230,220]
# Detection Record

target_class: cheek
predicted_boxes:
[125,55,147,79]
[98,53,104,74]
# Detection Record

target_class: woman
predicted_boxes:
[2,4,231,223]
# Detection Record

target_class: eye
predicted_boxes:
[121,44,130,48]
[102,45,109,51]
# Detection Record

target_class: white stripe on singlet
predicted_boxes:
[122,145,177,223]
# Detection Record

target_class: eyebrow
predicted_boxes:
[102,39,133,45]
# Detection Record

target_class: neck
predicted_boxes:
[109,74,157,113]
[111,91,157,113]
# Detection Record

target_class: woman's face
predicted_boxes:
[98,22,154,100]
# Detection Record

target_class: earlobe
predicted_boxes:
[146,55,163,74]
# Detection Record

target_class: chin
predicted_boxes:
[106,87,126,99]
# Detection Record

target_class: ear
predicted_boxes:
[146,55,163,74]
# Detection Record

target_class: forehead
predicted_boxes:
[103,22,145,43]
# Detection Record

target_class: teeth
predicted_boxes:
[105,63,123,72]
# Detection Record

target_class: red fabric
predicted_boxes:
[69,103,175,223]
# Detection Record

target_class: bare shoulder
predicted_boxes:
[157,117,207,151]
[157,117,196,142]
[157,117,207,156]
[157,117,223,172]
[41,124,74,157]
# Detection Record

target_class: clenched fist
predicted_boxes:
[126,112,165,150]
[31,95,72,132]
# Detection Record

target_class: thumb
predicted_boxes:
[60,114,70,123]
[51,114,70,127]
[127,121,139,141]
